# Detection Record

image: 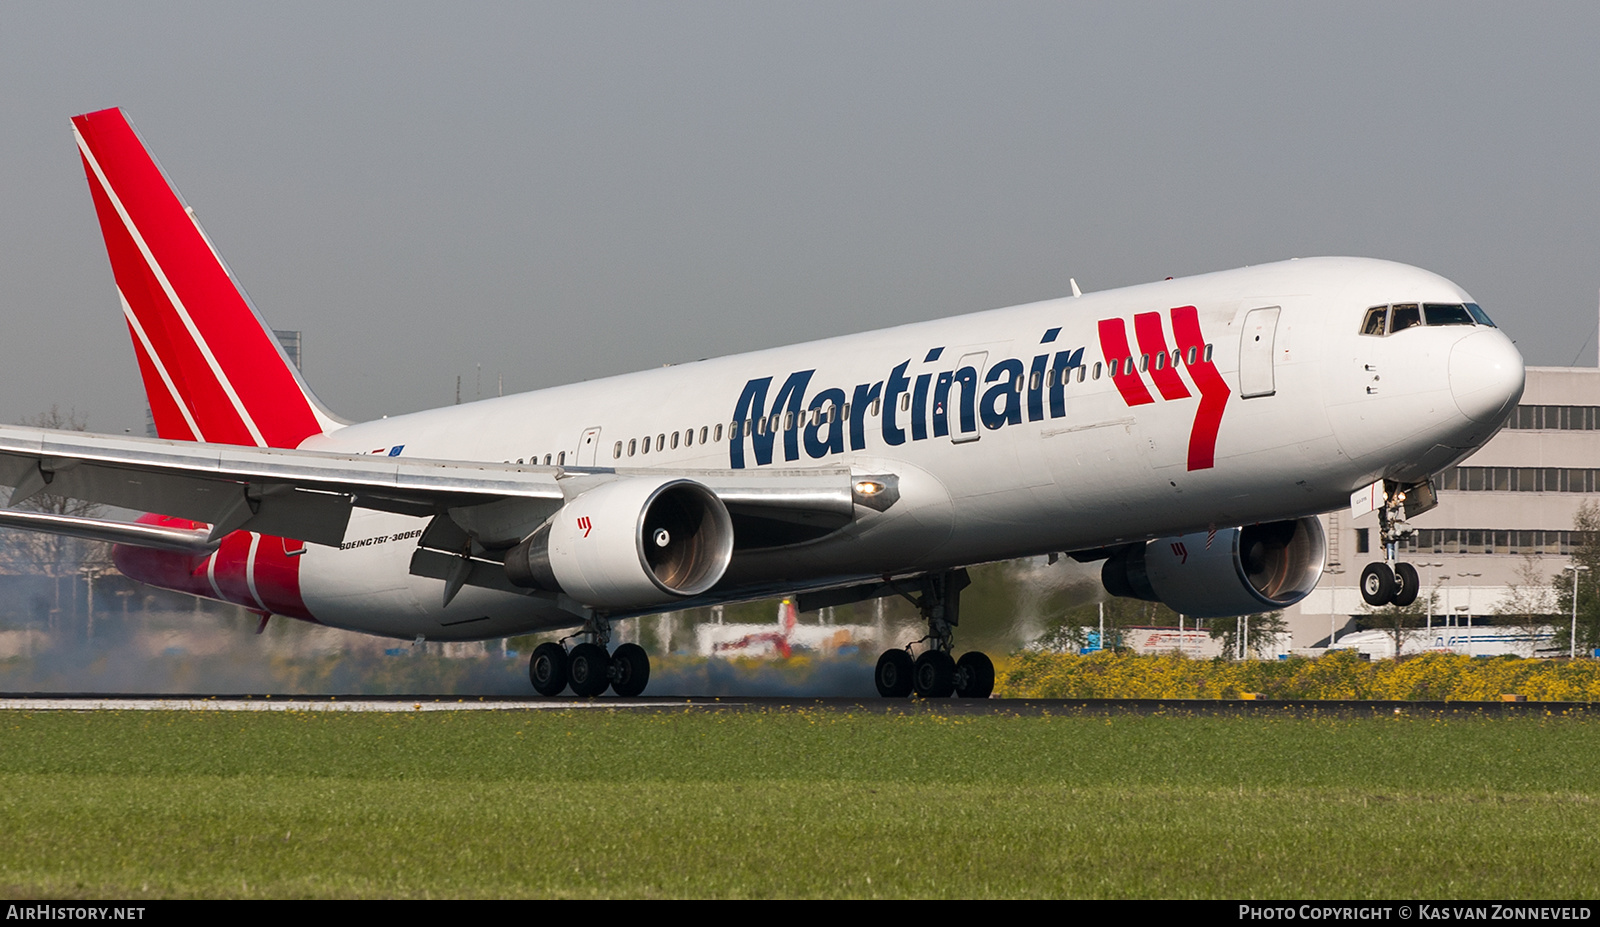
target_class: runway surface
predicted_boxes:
[0,694,1592,715]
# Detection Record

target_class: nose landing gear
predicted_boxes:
[1360,483,1422,608]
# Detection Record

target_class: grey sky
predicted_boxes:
[2,2,1597,431]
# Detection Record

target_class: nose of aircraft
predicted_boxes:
[1449,329,1525,424]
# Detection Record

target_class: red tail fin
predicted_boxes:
[72,108,341,448]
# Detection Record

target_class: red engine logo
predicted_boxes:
[577,516,593,538]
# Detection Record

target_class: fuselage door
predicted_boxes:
[948,351,988,443]
[578,427,602,466]
[1238,306,1281,399]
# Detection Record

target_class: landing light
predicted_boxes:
[850,473,901,512]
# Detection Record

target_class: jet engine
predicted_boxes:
[1100,517,1326,618]
[505,478,735,609]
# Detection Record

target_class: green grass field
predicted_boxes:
[1,707,1597,898]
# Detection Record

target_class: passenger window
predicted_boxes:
[557,451,564,465]
[1139,354,1149,372]
[613,441,622,459]
[1424,303,1474,327]
[1186,346,1197,365]
[900,393,911,412]
[671,432,680,449]
[1390,303,1421,333]
[1153,352,1165,371]
[628,439,637,457]
[642,436,652,454]
[658,433,666,449]
[1107,359,1119,378]
[701,426,710,444]
[1361,306,1388,336]
[1124,358,1136,376]
[1092,362,1102,380]
[1204,344,1213,362]
[870,399,881,417]
[684,429,693,447]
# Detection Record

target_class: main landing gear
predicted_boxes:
[1360,486,1419,608]
[873,569,995,699]
[528,615,651,698]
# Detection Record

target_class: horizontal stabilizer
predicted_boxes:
[0,508,215,553]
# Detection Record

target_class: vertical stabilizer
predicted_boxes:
[72,108,342,448]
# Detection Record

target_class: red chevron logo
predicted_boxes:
[1097,305,1230,471]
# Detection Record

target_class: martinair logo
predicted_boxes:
[1096,305,1230,472]
[727,304,1229,472]
[576,516,593,538]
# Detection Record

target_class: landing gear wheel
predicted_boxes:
[954,651,995,699]
[610,643,650,698]
[529,642,569,696]
[1360,562,1396,607]
[875,650,914,698]
[1391,562,1420,607]
[567,643,611,697]
[913,650,956,698]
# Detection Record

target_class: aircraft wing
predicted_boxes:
[0,424,860,550]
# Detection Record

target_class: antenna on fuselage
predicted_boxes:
[1070,278,1082,298]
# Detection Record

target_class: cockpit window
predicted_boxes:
[1424,303,1475,326]
[1389,303,1422,333]
[1361,306,1388,336]
[1359,301,1495,335]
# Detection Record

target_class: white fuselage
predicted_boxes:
[284,257,1522,640]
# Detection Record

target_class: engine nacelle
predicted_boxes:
[505,477,734,609]
[1101,517,1326,619]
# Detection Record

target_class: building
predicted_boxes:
[1289,366,1600,650]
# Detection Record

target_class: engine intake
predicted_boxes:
[1101,516,1326,618]
[505,478,734,608]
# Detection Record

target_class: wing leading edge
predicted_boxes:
[0,424,863,553]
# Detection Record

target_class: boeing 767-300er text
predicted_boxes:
[0,108,1525,697]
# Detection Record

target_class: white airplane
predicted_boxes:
[0,108,1524,698]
